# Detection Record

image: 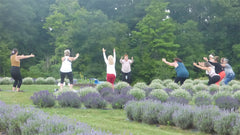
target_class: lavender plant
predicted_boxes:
[142,101,164,124]
[78,87,99,97]
[148,89,169,102]
[128,88,146,100]
[150,79,163,84]
[157,102,180,125]
[114,81,129,92]
[35,77,46,84]
[30,90,56,107]
[215,96,239,110]
[170,88,191,101]
[57,91,81,108]
[193,105,220,133]
[233,91,240,102]
[81,93,107,109]
[162,79,173,86]
[23,77,34,85]
[166,82,180,90]
[148,82,164,89]
[45,77,56,84]
[96,82,112,91]
[133,82,148,89]
[111,94,134,109]
[172,105,194,129]
[193,91,212,105]
[166,96,189,104]
[0,77,13,84]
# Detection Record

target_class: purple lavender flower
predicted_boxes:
[215,96,239,111]
[57,91,81,108]
[30,90,56,108]
[81,93,107,109]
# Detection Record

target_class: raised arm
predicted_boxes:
[71,53,79,61]
[130,57,134,63]
[193,62,208,70]
[17,54,35,60]
[162,58,177,67]
[120,56,123,64]
[102,48,108,64]
[113,48,116,64]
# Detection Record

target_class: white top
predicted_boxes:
[120,59,133,73]
[60,56,72,73]
[103,52,116,76]
[206,66,219,78]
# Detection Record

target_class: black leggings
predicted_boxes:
[121,71,131,84]
[60,72,73,84]
[208,75,220,85]
[174,77,187,85]
[11,66,22,88]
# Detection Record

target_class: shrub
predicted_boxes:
[95,82,112,91]
[111,94,134,109]
[233,91,240,102]
[30,90,55,107]
[99,87,113,98]
[148,89,169,102]
[213,91,232,101]
[151,79,163,84]
[215,96,239,110]
[124,101,136,121]
[181,83,194,91]
[170,89,191,101]
[192,79,203,85]
[142,101,164,124]
[157,102,180,125]
[184,79,193,84]
[143,87,153,97]
[0,77,13,84]
[193,83,208,92]
[148,82,164,89]
[195,97,212,106]
[166,82,180,90]
[193,91,212,105]
[229,80,240,86]
[163,88,173,95]
[57,91,81,108]
[219,85,233,92]
[128,88,146,100]
[81,93,107,109]
[208,84,219,95]
[133,82,148,89]
[172,105,194,129]
[45,77,56,84]
[214,112,239,135]
[114,81,129,92]
[193,105,220,133]
[166,96,189,104]
[162,79,173,86]
[78,87,98,97]
[35,77,46,84]
[232,84,240,92]
[233,118,240,135]
[23,77,34,85]
[120,86,132,95]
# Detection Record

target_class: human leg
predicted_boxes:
[11,67,20,91]
[179,77,187,85]
[60,72,66,90]
[174,77,181,84]
[216,71,226,85]
[107,74,116,91]
[67,72,73,89]
[208,76,220,85]
[224,73,235,85]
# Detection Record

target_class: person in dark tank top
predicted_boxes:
[162,58,189,85]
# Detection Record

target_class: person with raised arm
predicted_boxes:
[120,54,133,84]
[193,62,220,85]
[10,48,35,92]
[162,58,189,85]
[103,48,116,91]
[203,55,225,85]
[59,49,79,90]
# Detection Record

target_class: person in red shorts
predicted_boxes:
[102,48,116,91]
[203,55,225,86]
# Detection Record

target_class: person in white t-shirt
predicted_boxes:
[120,54,133,84]
[60,49,79,90]
[102,48,116,91]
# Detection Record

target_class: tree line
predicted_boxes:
[1,0,240,84]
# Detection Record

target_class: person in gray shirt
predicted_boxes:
[221,58,235,85]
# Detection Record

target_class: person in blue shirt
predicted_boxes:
[162,58,189,85]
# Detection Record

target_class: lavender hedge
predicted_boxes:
[57,91,82,108]
[0,101,112,135]
[124,100,240,134]
[31,90,56,108]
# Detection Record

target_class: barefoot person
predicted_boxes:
[10,48,35,92]
[60,49,79,90]
[221,58,235,85]
[120,54,133,84]
[103,48,116,91]
[162,58,189,85]
[203,55,225,85]
[193,62,220,85]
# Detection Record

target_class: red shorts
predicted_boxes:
[216,71,226,85]
[107,74,116,85]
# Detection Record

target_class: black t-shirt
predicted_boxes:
[208,61,224,74]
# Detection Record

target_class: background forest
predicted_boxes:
[1,0,240,84]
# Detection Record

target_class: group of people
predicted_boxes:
[162,54,235,86]
[9,48,235,92]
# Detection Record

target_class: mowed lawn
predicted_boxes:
[0,85,208,135]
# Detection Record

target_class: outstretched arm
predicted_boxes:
[162,58,176,67]
[130,57,134,63]
[72,53,79,61]
[102,48,108,64]
[120,56,123,63]
[17,54,35,60]
[193,62,208,70]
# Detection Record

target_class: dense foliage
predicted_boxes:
[1,0,240,83]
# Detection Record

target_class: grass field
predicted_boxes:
[0,85,208,135]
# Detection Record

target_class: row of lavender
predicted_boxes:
[31,79,240,110]
[124,100,240,135]
[0,100,112,135]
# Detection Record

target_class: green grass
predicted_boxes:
[0,85,208,135]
